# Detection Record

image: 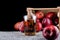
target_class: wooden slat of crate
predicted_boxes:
[57,7,60,31]
[27,8,58,9]
[27,8,59,15]
[27,8,59,10]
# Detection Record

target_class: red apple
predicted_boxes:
[42,25,59,40]
[14,22,21,30]
[46,12,56,19]
[35,20,42,32]
[14,21,24,32]
[18,21,24,32]
[15,20,42,32]
[42,18,53,28]
[35,11,44,19]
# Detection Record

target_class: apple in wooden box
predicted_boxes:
[27,7,60,39]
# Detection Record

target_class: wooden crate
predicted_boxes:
[57,7,60,31]
[26,7,60,31]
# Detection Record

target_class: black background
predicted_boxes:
[0,0,60,31]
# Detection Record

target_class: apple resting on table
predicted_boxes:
[42,25,59,40]
[14,21,24,32]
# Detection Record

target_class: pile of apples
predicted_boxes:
[35,11,59,40]
[14,10,59,40]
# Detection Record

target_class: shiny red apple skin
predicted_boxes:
[18,21,24,32]
[16,20,42,32]
[42,25,59,40]
[42,18,53,28]
[46,12,56,19]
[14,22,21,30]
[35,11,44,19]
[35,19,42,32]
[14,21,24,32]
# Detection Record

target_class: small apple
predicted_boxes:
[35,11,44,19]
[14,22,21,30]
[14,21,24,32]
[18,21,24,32]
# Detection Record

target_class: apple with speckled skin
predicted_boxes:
[14,21,24,32]
[35,19,42,32]
[14,22,21,30]
[46,12,56,19]
[35,11,44,19]
[14,20,42,32]
[42,25,59,40]
[42,17,53,28]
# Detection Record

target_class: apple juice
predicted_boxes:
[24,19,36,36]
[24,15,36,36]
